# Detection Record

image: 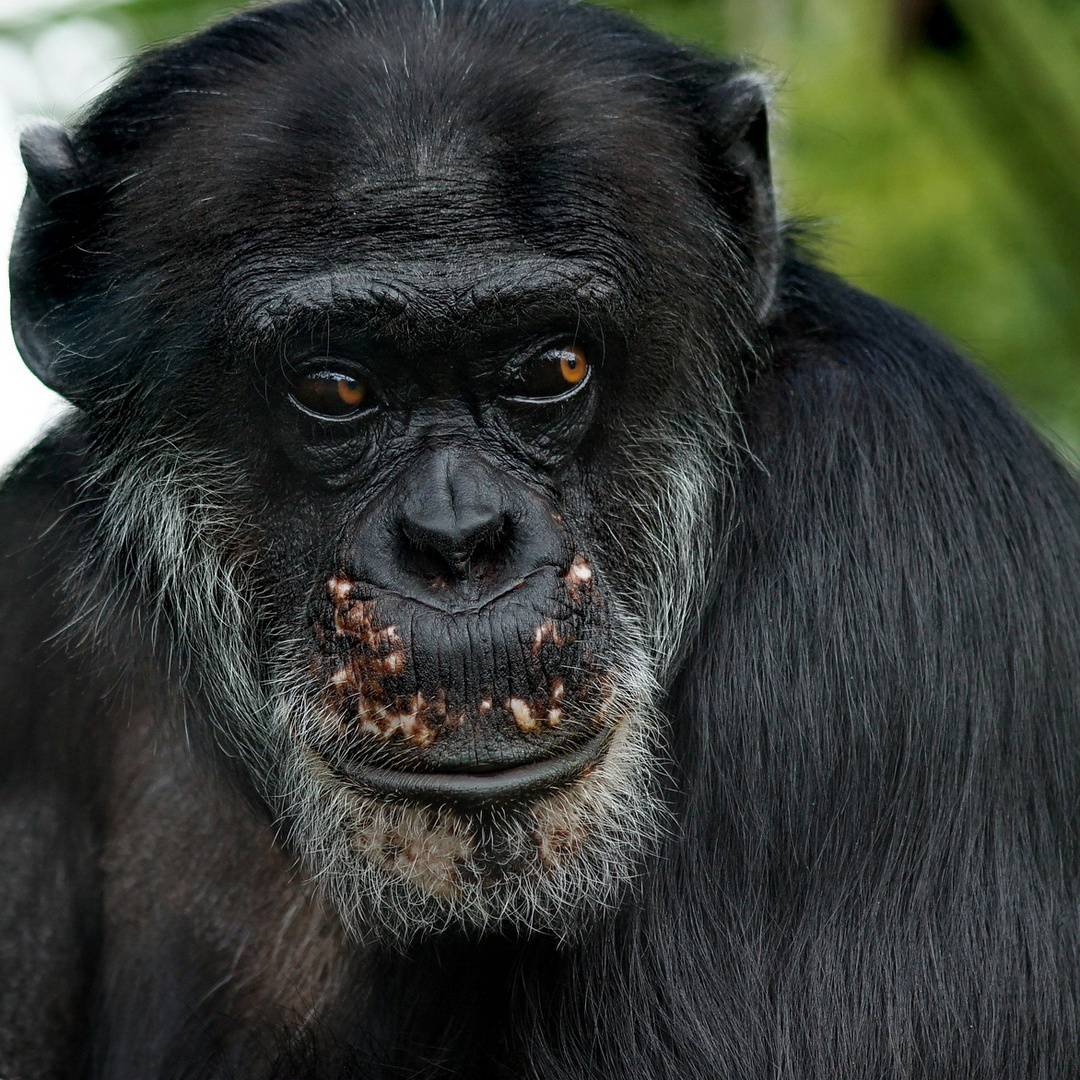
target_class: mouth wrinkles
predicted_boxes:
[344,563,562,616]
[320,727,613,808]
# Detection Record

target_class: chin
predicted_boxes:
[271,648,665,944]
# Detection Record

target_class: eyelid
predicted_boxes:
[501,343,593,404]
[291,356,364,377]
[501,374,591,405]
[286,364,377,421]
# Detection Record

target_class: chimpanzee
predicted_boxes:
[3,0,1079,1076]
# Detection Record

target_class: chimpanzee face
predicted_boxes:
[219,247,688,939]
[289,330,615,795]
[12,0,773,939]
[235,251,666,932]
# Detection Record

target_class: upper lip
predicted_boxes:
[344,564,559,616]
[323,728,611,808]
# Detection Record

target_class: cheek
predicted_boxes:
[257,394,408,494]
[480,396,598,471]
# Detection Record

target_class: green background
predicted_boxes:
[5,0,1079,450]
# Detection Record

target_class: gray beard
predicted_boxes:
[267,638,667,943]
[68,404,725,941]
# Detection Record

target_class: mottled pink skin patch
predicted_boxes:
[353,811,473,897]
[531,619,565,656]
[323,578,437,746]
[335,600,401,653]
[531,782,594,867]
[318,567,609,752]
[508,697,539,733]
[356,693,438,748]
[567,556,592,585]
[565,555,594,603]
[506,694,569,733]
[328,575,354,605]
[380,650,406,674]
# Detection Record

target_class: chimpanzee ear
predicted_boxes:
[20,119,86,210]
[697,69,779,319]
[10,120,95,401]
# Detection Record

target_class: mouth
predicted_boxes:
[325,728,612,808]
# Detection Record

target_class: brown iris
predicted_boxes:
[559,347,587,384]
[509,345,590,400]
[289,370,369,418]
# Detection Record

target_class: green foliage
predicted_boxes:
[605,0,1080,447]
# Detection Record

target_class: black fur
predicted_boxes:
[3,0,1080,1077]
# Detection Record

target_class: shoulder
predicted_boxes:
[0,420,101,742]
[731,256,1080,589]
[0,419,93,554]
[753,255,1067,481]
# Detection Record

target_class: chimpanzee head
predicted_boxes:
[10,0,777,940]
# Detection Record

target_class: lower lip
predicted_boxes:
[327,730,611,808]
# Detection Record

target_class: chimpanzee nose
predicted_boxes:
[344,446,567,609]
[398,449,509,583]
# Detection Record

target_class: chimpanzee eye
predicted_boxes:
[288,369,370,419]
[505,345,591,401]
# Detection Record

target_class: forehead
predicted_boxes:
[117,4,701,291]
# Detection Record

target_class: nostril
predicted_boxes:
[397,526,454,588]
[398,512,511,588]
[461,517,510,580]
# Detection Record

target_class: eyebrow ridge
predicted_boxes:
[247,262,620,337]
